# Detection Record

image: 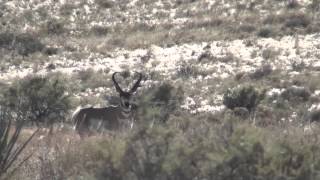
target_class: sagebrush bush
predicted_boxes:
[249,64,273,80]
[2,74,71,127]
[262,47,279,60]
[238,24,256,33]
[281,86,311,102]
[286,0,300,9]
[25,119,320,180]
[257,27,274,38]
[284,13,311,28]
[137,83,184,124]
[44,19,65,35]
[90,25,109,36]
[176,61,208,79]
[309,109,320,122]
[0,33,45,56]
[59,3,76,16]
[223,85,265,113]
[95,0,114,8]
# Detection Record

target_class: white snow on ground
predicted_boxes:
[2,33,320,80]
[1,33,320,113]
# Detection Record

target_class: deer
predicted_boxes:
[72,72,142,137]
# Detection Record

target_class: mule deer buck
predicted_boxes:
[72,72,142,137]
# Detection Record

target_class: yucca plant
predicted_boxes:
[0,106,37,179]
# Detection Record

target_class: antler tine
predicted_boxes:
[129,72,143,93]
[112,72,124,94]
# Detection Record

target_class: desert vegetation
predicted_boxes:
[0,0,319,179]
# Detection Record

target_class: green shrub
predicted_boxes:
[285,13,310,28]
[0,33,45,56]
[281,86,311,102]
[291,61,306,72]
[286,0,300,9]
[309,109,320,122]
[212,126,318,180]
[238,24,256,33]
[223,85,265,113]
[262,47,279,60]
[39,118,320,180]
[176,61,208,79]
[137,83,184,124]
[3,74,71,127]
[95,0,114,8]
[59,4,76,16]
[263,14,284,25]
[45,19,65,35]
[90,25,110,36]
[214,142,265,180]
[13,113,320,180]
[308,0,320,19]
[257,27,274,38]
[249,64,273,80]
[43,47,58,56]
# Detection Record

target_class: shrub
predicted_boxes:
[281,86,311,102]
[212,127,316,180]
[0,33,45,56]
[262,47,279,60]
[137,83,184,124]
[54,122,221,180]
[223,85,265,113]
[308,0,320,19]
[174,0,196,6]
[59,4,76,16]
[45,19,65,35]
[176,61,208,79]
[176,62,196,79]
[197,51,213,63]
[3,75,71,127]
[285,13,311,28]
[232,107,250,119]
[257,27,274,38]
[214,142,265,180]
[249,64,273,80]
[291,60,306,72]
[309,109,320,122]
[33,118,320,180]
[286,0,300,9]
[90,25,109,36]
[263,14,284,25]
[238,24,256,33]
[10,98,320,179]
[43,47,59,56]
[95,0,114,8]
